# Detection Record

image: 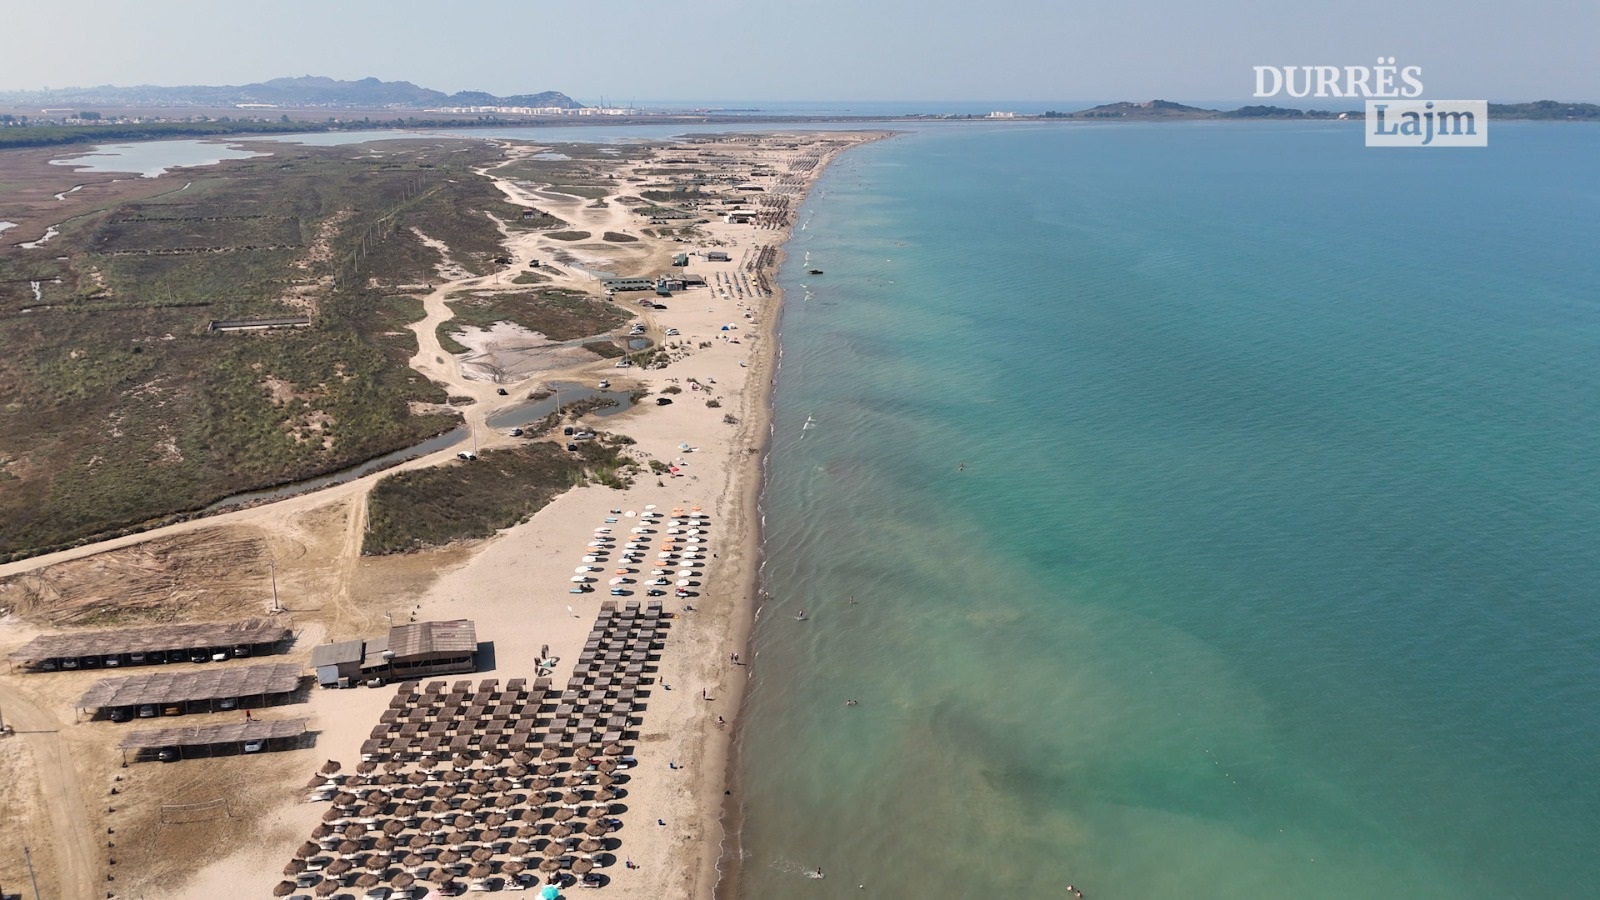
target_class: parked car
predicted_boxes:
[509,427,524,437]
[566,443,579,452]
[210,651,229,662]
[573,431,596,441]
[233,646,251,658]
[138,705,157,718]
[162,705,184,717]
[109,707,131,722]
[243,738,265,754]
[656,397,673,406]
[104,655,121,667]
[39,659,58,671]
[81,655,100,668]
[147,650,166,664]
[457,451,478,461]
[129,652,146,664]
[665,328,680,336]
[157,747,180,762]
[563,426,575,435]
[189,650,209,663]
[496,387,509,396]
[219,697,239,711]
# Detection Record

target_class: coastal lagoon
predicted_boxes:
[735,121,1600,898]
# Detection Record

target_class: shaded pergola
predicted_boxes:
[118,717,308,763]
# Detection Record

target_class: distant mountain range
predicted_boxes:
[1049,99,1600,120]
[0,76,583,110]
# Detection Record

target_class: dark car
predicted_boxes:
[563,426,575,435]
[157,747,180,762]
[109,707,131,722]
[656,397,673,406]
[567,443,579,451]
[497,387,509,396]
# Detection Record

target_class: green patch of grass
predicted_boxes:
[601,231,637,243]
[583,340,623,358]
[511,271,550,285]
[436,288,631,354]
[545,231,591,241]
[363,439,636,554]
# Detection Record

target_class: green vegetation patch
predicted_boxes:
[363,439,638,554]
[436,288,633,352]
[0,141,530,559]
[601,231,637,243]
[545,231,591,241]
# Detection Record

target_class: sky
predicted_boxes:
[1,0,1595,103]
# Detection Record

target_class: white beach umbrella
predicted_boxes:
[575,566,594,573]
[593,528,611,534]
[581,555,598,563]
[624,511,636,517]
[676,579,691,587]
[608,578,626,586]
[630,527,648,534]
[644,504,657,511]
[570,576,589,583]
[677,570,694,578]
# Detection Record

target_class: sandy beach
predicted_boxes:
[0,128,884,900]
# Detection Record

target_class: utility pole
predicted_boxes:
[24,845,41,900]
[269,559,282,614]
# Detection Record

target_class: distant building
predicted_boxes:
[705,251,731,262]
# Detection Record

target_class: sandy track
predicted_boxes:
[0,682,99,899]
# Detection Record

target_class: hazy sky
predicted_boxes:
[3,0,1594,102]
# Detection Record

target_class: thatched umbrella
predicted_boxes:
[366,851,390,871]
[574,745,597,761]
[470,847,494,863]
[468,862,494,880]
[295,841,321,859]
[483,751,505,767]
[603,742,625,756]
[437,849,462,866]
[355,872,382,889]
[539,748,560,761]
[393,803,418,820]
[356,760,378,775]
[408,834,432,851]
[357,803,384,818]
[452,753,474,770]
[335,841,361,857]
[509,841,532,858]
[595,773,617,787]
[283,859,307,876]
[502,860,526,878]
[442,769,464,783]
[402,852,427,869]
[468,783,490,798]
[594,788,618,802]
[273,880,297,897]
[552,808,575,823]
[434,785,459,801]
[507,764,530,779]
[447,830,472,846]
[402,787,427,802]
[542,840,567,858]
[384,758,406,772]
[492,794,517,811]
[305,773,333,790]
[571,858,595,875]
[472,768,495,783]
[407,771,430,785]
[320,760,343,775]
[538,858,562,873]
[559,790,582,806]
[451,814,473,830]
[428,866,456,884]
[314,880,340,897]
[596,759,617,774]
[325,858,353,877]
[332,792,358,808]
[584,821,610,837]
[392,871,416,891]
[461,797,485,812]
[549,823,574,840]
[342,823,367,840]
[578,839,603,854]
[586,804,611,820]
[428,800,453,815]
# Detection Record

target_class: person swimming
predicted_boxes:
[794,610,806,620]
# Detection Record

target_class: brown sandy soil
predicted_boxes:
[0,129,889,900]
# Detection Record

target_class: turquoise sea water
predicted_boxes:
[732,121,1600,899]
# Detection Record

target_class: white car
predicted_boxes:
[457,451,477,461]
[243,738,265,753]
[665,328,680,336]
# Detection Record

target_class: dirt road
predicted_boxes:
[0,682,99,899]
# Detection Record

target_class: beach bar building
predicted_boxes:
[600,276,656,293]
[312,620,478,688]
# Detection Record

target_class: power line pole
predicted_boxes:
[23,844,41,900]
